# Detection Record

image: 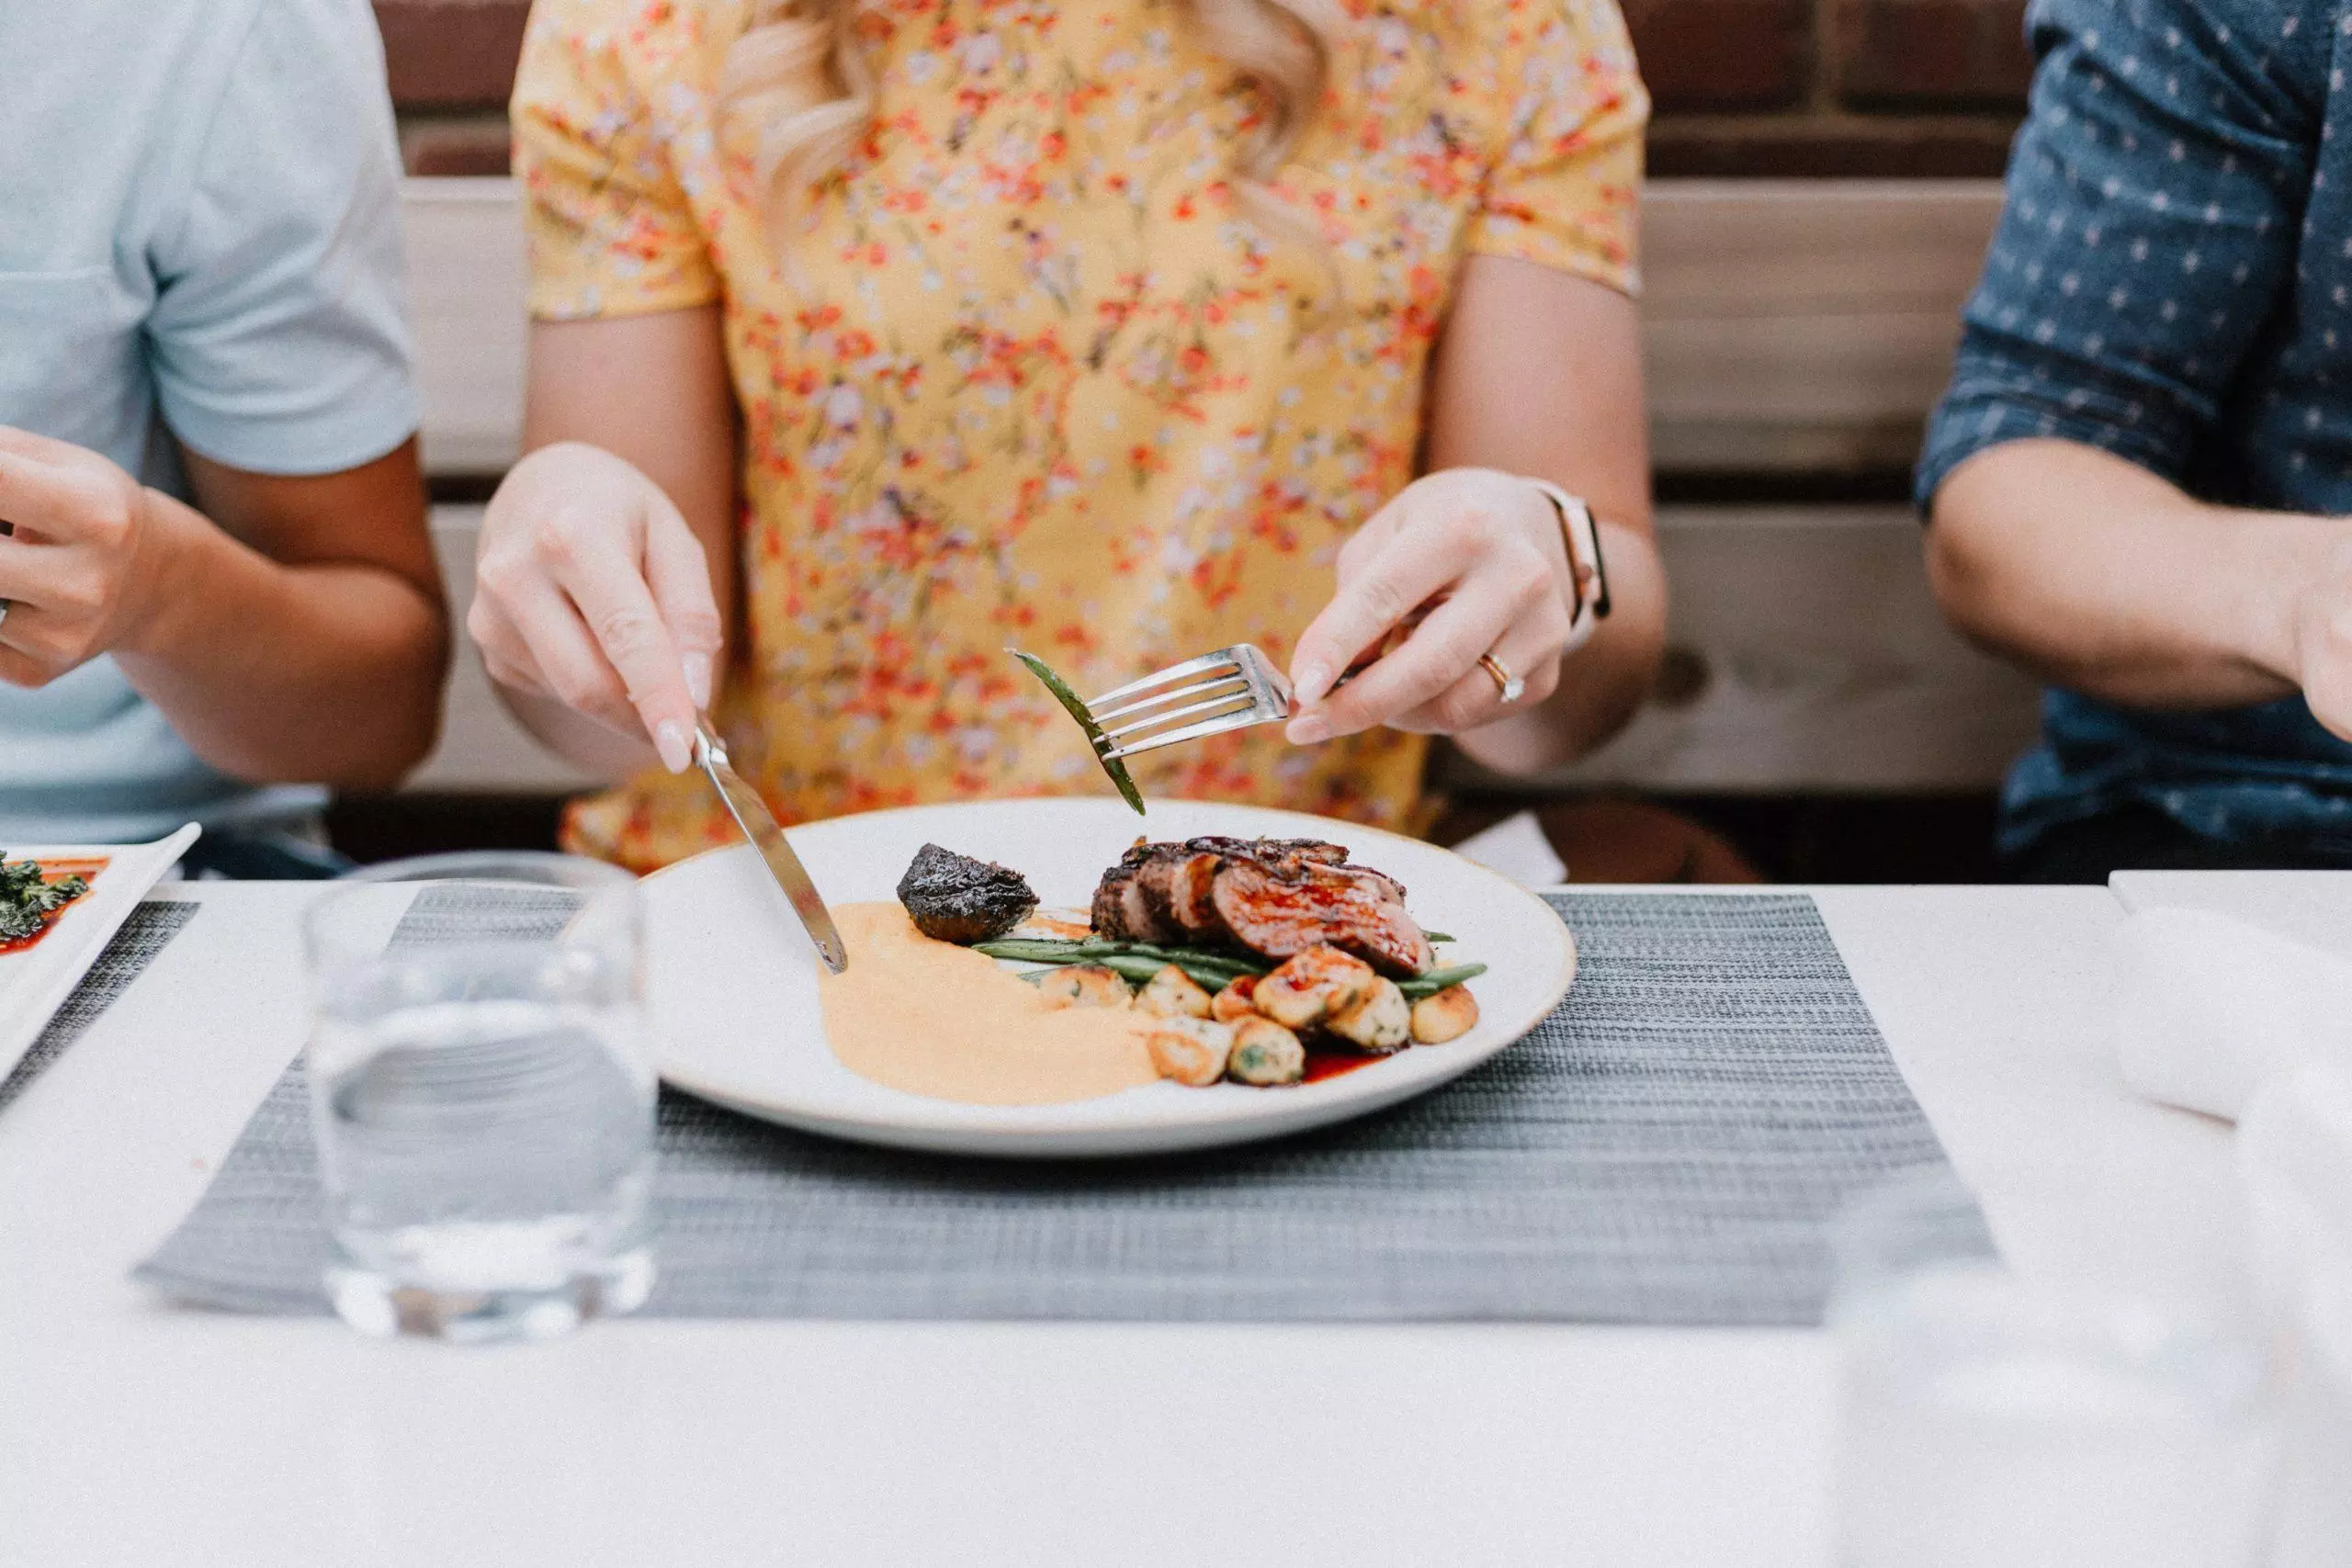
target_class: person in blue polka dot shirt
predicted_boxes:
[1920,0,2352,878]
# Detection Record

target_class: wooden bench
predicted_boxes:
[402,175,2037,797]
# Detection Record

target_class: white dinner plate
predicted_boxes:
[0,824,201,1083]
[644,799,1577,1157]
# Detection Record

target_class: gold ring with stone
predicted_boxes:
[1478,652,1523,704]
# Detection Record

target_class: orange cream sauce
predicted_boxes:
[818,902,1158,1106]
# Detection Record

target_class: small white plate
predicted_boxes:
[644,799,1577,1157]
[0,825,201,1082]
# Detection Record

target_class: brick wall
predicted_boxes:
[379,0,2030,178]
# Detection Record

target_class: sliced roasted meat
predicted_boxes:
[1091,842,1179,942]
[1133,851,1188,933]
[1159,851,1227,938]
[1210,857,1435,976]
[1185,834,1347,867]
[1336,863,1407,906]
[1088,834,1433,976]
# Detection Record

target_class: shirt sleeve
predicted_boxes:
[512,0,722,322]
[144,0,418,476]
[1915,0,2324,509]
[1460,0,1648,296]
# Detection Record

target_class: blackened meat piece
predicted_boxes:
[897,843,1038,944]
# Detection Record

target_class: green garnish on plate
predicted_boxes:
[1008,649,1147,815]
[974,933,1486,999]
[0,855,89,946]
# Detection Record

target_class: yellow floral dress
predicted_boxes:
[514,0,1645,872]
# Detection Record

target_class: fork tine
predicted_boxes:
[1091,673,1252,728]
[1099,685,1261,741]
[1102,705,1272,761]
[1086,650,1240,709]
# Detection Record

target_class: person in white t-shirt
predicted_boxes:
[0,0,447,872]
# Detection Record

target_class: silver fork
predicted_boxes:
[1085,643,1295,761]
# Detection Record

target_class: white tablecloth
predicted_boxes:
[0,882,2245,1567]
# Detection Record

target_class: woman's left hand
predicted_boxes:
[1285,468,1579,743]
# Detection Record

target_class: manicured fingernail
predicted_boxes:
[1293,661,1334,707]
[654,719,691,773]
[684,653,713,710]
[1286,715,1331,745]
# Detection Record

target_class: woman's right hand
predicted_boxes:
[469,441,724,773]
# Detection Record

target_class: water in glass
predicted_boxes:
[306,855,657,1342]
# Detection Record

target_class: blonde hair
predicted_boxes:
[718,0,1341,255]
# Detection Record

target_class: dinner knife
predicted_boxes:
[693,722,848,974]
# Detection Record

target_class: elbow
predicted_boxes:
[341,636,453,792]
[1555,525,1670,765]
[1585,579,1669,751]
[290,625,453,795]
[1922,483,2018,657]
[335,701,444,794]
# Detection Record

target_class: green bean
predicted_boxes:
[977,936,1264,977]
[1092,953,1249,989]
[1009,650,1147,815]
[1398,963,1487,999]
[979,937,1480,998]
[973,939,1092,961]
[1119,942,1266,976]
[1422,931,1456,943]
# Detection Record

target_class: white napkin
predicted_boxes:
[1449,810,1567,887]
[2115,910,2352,1562]
[2241,1061,2352,1328]
[2238,1062,2352,1565]
[2114,907,2352,1121]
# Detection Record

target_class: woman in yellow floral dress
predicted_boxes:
[471,0,1666,872]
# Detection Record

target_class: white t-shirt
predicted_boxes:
[0,0,418,843]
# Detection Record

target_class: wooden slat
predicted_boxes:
[415,502,2041,795]
[1640,181,2004,471]
[404,176,2007,478]
[1640,180,2005,310]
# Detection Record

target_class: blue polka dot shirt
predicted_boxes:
[1918,0,2352,854]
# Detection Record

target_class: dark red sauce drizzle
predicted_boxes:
[1301,1046,1381,1084]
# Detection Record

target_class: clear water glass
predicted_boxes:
[304,852,657,1342]
[1830,1168,2272,1568]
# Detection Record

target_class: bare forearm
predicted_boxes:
[1421,257,1664,777]
[1928,439,2324,710]
[1453,520,1666,775]
[114,488,448,789]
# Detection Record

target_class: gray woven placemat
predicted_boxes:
[1,900,199,1113]
[136,889,1972,1325]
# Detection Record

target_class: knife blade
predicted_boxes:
[693,723,848,974]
